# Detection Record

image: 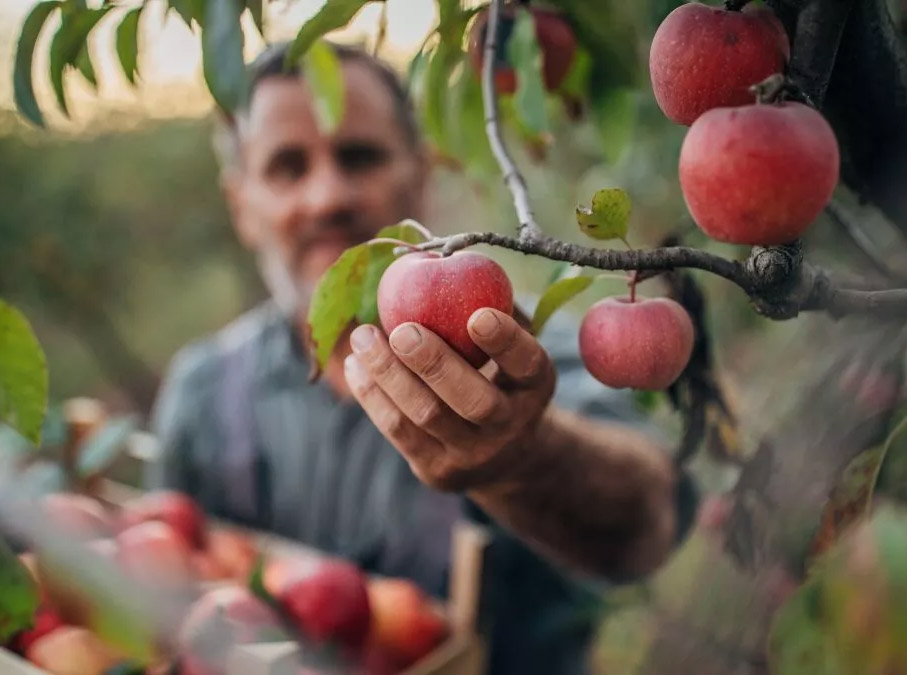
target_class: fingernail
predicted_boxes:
[390,325,422,355]
[350,325,377,354]
[470,309,500,338]
[344,354,366,382]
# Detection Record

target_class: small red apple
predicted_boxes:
[118,490,207,550]
[116,521,194,589]
[680,102,839,246]
[468,6,577,95]
[26,626,121,675]
[8,606,66,654]
[367,578,448,668]
[650,2,790,125]
[377,252,513,368]
[279,559,371,649]
[40,493,113,541]
[579,297,694,390]
[178,586,285,675]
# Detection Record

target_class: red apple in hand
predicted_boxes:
[579,297,694,390]
[367,578,447,668]
[118,490,207,549]
[279,560,371,649]
[117,521,194,588]
[40,493,113,540]
[680,102,839,245]
[650,2,789,125]
[377,252,513,368]
[468,6,577,95]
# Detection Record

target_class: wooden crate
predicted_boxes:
[1,475,490,675]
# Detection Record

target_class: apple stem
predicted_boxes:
[629,271,639,303]
[370,237,423,252]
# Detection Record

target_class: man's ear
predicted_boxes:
[221,168,260,250]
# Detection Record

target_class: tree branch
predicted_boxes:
[415,231,907,319]
[481,0,542,242]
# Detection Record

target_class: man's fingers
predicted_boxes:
[386,323,511,427]
[343,354,443,464]
[468,309,552,385]
[349,324,475,440]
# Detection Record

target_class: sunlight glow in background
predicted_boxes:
[0,0,444,129]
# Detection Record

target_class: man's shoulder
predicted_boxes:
[162,303,284,391]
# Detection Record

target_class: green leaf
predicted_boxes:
[75,43,96,88]
[49,8,108,116]
[557,45,591,99]
[0,538,40,644]
[203,0,247,112]
[576,188,632,242]
[307,246,372,370]
[0,300,48,446]
[76,415,138,479]
[810,414,907,564]
[633,390,663,414]
[246,0,264,35]
[422,40,460,153]
[507,8,549,137]
[531,276,593,335]
[285,0,371,66]
[356,222,429,326]
[307,223,429,368]
[116,7,142,85]
[591,87,637,165]
[769,580,843,675]
[169,0,204,27]
[302,40,345,135]
[14,1,61,126]
[248,554,274,605]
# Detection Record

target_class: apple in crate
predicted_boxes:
[118,490,208,549]
[206,529,258,581]
[117,521,194,588]
[278,559,371,649]
[8,605,66,654]
[178,586,286,675]
[40,493,113,541]
[27,626,122,675]
[367,579,448,668]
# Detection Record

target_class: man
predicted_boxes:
[151,42,691,674]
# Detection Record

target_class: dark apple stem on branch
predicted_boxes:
[480,0,542,243]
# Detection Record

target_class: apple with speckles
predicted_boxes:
[650,2,789,125]
[377,252,513,368]
[680,102,839,245]
[579,297,694,390]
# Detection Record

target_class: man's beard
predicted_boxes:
[255,221,379,321]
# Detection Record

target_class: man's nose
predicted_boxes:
[297,158,358,224]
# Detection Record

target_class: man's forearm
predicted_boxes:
[468,405,679,580]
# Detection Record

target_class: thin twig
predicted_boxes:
[481,0,542,242]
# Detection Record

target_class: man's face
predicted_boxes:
[227,60,427,308]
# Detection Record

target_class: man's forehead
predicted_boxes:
[241,60,405,146]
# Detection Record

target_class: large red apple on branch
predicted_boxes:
[680,101,840,246]
[650,2,790,125]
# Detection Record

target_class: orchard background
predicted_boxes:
[1,0,907,673]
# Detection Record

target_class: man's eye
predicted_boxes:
[267,150,307,181]
[337,144,388,172]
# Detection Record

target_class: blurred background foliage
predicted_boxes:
[2,0,907,671]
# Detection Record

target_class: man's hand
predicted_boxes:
[343,308,553,492]
[345,306,678,579]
